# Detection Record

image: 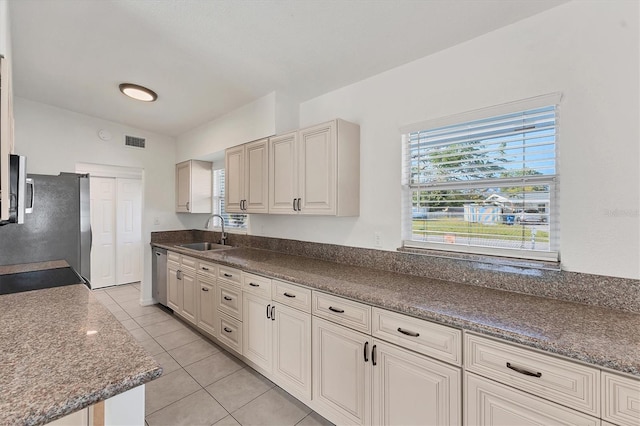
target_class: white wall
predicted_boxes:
[176,91,298,162]
[13,97,188,301]
[250,1,640,279]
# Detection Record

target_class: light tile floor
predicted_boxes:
[93,283,333,426]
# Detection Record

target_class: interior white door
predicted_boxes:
[90,177,116,289]
[116,178,142,285]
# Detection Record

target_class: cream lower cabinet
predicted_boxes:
[167,260,181,312]
[243,292,273,371]
[198,275,217,337]
[312,316,372,426]
[372,340,461,426]
[465,373,599,426]
[166,253,197,325]
[243,279,312,403]
[272,302,311,401]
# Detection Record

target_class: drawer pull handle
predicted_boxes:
[201,288,209,292]
[271,305,275,321]
[249,283,259,287]
[224,273,233,278]
[283,292,296,298]
[397,327,420,337]
[328,306,345,313]
[223,296,233,301]
[223,327,232,333]
[506,362,542,378]
[201,267,209,271]
[364,341,369,362]
[372,344,377,366]
[266,304,271,319]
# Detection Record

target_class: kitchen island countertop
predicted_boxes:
[0,278,162,425]
[155,242,640,378]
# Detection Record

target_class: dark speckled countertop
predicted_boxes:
[0,282,162,425]
[156,243,640,377]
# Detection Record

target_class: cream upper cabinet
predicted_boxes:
[0,54,15,221]
[175,160,212,213]
[269,119,360,216]
[225,138,269,214]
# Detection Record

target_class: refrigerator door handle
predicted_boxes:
[25,178,34,214]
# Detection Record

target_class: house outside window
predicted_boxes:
[401,94,560,261]
[213,169,247,230]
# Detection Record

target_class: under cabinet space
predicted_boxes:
[602,372,640,426]
[465,333,600,417]
[312,291,371,333]
[372,307,461,366]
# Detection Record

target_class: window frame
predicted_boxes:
[400,94,561,262]
[212,168,248,233]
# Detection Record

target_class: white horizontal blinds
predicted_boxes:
[404,103,558,260]
[213,169,247,229]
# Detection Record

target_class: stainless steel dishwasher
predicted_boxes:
[152,247,168,307]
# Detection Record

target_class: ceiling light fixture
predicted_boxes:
[119,83,158,102]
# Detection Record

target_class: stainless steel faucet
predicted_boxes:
[205,214,227,245]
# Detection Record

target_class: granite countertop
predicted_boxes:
[0,283,162,425]
[155,243,640,377]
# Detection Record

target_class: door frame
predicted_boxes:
[76,163,144,290]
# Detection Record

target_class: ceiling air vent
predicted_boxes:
[124,135,146,149]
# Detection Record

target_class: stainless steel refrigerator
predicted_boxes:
[0,173,91,284]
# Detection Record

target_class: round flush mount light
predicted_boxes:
[119,83,158,102]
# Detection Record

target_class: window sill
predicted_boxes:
[397,246,561,272]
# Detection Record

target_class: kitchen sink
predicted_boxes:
[178,242,233,251]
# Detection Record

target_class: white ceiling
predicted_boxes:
[10,0,567,137]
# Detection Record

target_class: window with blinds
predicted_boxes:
[213,169,247,230]
[402,97,559,261]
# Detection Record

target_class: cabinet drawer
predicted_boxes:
[312,292,371,334]
[217,281,243,320]
[168,251,181,263]
[218,265,242,285]
[465,373,599,426]
[372,307,461,366]
[181,255,198,270]
[602,372,640,426]
[197,260,218,279]
[218,312,242,355]
[272,280,311,313]
[465,333,600,416]
[242,272,272,298]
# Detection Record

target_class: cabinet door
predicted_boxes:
[298,121,336,215]
[464,373,600,426]
[175,161,191,212]
[198,277,216,337]
[225,145,245,213]
[372,340,461,426]
[312,316,371,426]
[273,304,311,402]
[181,270,197,325]
[242,293,272,372]
[244,138,269,213]
[167,261,181,312]
[268,132,298,214]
